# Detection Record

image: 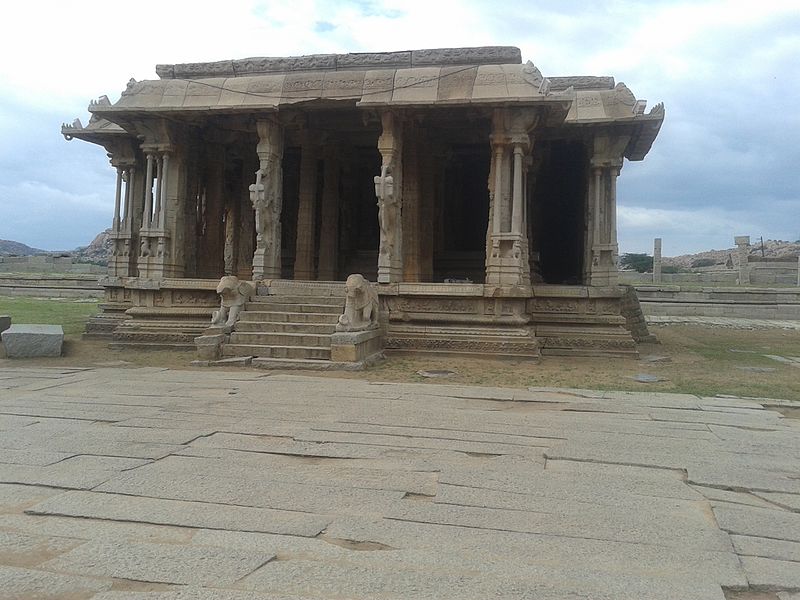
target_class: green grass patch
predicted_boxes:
[0,296,99,336]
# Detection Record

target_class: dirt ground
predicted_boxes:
[3,324,799,401]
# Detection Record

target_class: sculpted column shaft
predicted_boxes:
[250,118,284,280]
[512,145,524,234]
[143,152,155,228]
[158,152,170,229]
[153,154,163,228]
[491,144,505,234]
[113,167,123,232]
[375,111,403,284]
[122,167,132,230]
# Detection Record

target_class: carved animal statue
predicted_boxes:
[211,275,255,327]
[336,274,379,332]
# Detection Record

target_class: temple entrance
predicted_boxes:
[433,143,490,283]
[339,146,380,281]
[532,140,588,284]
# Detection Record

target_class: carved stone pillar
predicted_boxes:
[294,133,319,280]
[318,145,340,281]
[137,142,178,279]
[588,134,629,287]
[485,108,532,287]
[250,118,284,280]
[375,111,403,284]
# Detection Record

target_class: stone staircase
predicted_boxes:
[221,282,347,368]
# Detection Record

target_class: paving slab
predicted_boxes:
[42,540,274,586]
[27,490,329,537]
[0,564,110,599]
[1,367,800,598]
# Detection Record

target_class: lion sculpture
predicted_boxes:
[211,275,255,328]
[336,274,379,332]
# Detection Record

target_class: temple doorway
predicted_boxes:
[532,140,588,284]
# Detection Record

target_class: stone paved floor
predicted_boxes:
[1,367,799,600]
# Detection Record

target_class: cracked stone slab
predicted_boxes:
[732,535,800,563]
[0,483,63,512]
[0,513,192,545]
[91,590,314,600]
[26,490,329,537]
[713,504,800,543]
[740,555,800,589]
[0,564,111,599]
[752,491,800,511]
[41,540,274,586]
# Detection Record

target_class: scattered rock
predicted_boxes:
[641,355,671,363]
[736,366,777,373]
[631,373,662,383]
[417,369,456,378]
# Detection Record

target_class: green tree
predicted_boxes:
[620,253,653,273]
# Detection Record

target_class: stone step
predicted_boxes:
[264,281,347,298]
[229,331,332,348]
[245,301,342,314]
[251,357,364,371]
[250,295,345,307]
[234,321,337,334]
[240,311,340,324]
[222,344,331,360]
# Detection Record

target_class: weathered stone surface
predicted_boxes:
[713,504,800,542]
[1,324,63,358]
[732,534,800,563]
[740,555,800,589]
[42,540,274,586]
[0,565,111,599]
[27,490,329,537]
[5,366,800,599]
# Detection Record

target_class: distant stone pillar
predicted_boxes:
[735,235,751,285]
[375,111,403,284]
[250,118,284,280]
[143,151,155,229]
[653,238,662,284]
[318,146,340,281]
[294,134,319,280]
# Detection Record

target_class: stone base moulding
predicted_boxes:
[1,324,64,358]
[330,328,385,366]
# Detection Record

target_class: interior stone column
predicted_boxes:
[250,118,284,280]
[318,145,340,281]
[294,133,319,280]
[375,111,403,284]
[485,108,532,287]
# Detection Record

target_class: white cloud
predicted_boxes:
[0,0,798,253]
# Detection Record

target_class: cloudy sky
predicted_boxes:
[0,0,798,256]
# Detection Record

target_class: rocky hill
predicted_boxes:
[664,240,800,268]
[72,229,112,265]
[0,239,46,256]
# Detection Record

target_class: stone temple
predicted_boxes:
[62,46,664,365]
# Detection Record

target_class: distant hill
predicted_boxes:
[664,240,800,268]
[0,239,47,256]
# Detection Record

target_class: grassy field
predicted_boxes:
[0,296,99,335]
[1,296,799,400]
